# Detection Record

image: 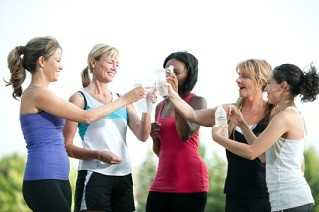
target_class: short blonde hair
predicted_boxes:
[236,59,271,91]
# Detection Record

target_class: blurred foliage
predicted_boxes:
[0,153,30,212]
[1,147,318,212]
[304,148,319,212]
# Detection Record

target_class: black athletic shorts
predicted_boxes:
[225,195,271,212]
[74,170,135,212]
[146,191,207,212]
[22,179,71,212]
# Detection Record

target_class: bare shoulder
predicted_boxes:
[69,92,85,108]
[270,109,293,126]
[189,95,207,109]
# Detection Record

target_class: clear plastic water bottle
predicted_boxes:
[215,105,228,137]
[156,69,168,96]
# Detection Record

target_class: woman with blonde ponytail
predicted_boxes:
[6,37,145,212]
[165,59,273,212]
[63,43,153,212]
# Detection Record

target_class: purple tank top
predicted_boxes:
[20,111,69,180]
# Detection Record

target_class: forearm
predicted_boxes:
[138,112,151,141]
[214,134,257,160]
[169,92,198,123]
[152,138,160,156]
[84,97,126,123]
[65,143,99,160]
[239,121,257,145]
[175,109,198,140]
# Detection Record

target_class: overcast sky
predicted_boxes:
[1,0,318,166]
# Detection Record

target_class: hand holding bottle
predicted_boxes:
[215,105,229,137]
[122,86,145,105]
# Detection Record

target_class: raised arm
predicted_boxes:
[34,86,144,124]
[63,93,121,164]
[174,95,207,140]
[212,111,289,160]
[127,104,151,142]
[228,105,265,161]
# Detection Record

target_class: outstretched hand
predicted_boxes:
[123,86,145,105]
[97,150,122,164]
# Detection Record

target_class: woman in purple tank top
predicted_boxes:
[6,36,145,212]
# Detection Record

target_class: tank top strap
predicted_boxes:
[183,92,194,103]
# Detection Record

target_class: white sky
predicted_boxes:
[1,0,318,166]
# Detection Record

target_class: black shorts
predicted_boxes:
[22,179,71,212]
[74,170,135,212]
[146,191,207,212]
[225,195,271,212]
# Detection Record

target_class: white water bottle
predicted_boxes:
[215,105,228,137]
[156,68,168,96]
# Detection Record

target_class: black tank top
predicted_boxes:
[224,119,269,198]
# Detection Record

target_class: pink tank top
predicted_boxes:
[150,93,209,193]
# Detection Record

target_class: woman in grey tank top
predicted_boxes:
[212,63,319,211]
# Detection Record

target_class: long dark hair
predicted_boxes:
[273,64,319,102]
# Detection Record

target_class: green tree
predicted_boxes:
[205,152,226,212]
[0,153,30,212]
[304,148,319,212]
[134,150,156,212]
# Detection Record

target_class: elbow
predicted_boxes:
[65,143,74,157]
[246,149,258,160]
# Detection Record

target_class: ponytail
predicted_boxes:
[6,46,26,99]
[299,65,319,102]
[81,66,91,87]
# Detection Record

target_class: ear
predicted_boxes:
[90,58,96,69]
[280,81,290,92]
[37,56,46,69]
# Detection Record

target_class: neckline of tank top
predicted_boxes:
[82,88,114,105]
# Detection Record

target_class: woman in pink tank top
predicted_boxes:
[146,52,209,212]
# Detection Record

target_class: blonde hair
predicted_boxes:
[81,44,119,87]
[228,59,272,135]
[236,59,271,91]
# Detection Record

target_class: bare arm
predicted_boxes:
[168,88,214,127]
[127,104,151,141]
[212,112,289,160]
[63,93,121,164]
[34,86,144,124]
[151,105,161,156]
[229,106,265,161]
[175,95,207,140]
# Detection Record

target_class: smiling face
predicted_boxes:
[42,48,63,82]
[92,53,119,83]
